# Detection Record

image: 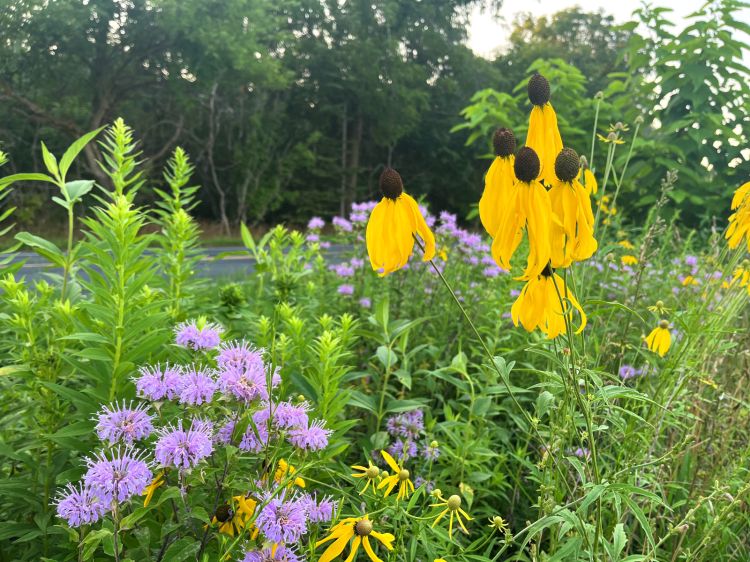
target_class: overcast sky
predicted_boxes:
[467,0,750,58]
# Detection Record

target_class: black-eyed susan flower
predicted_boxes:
[431,492,472,538]
[645,320,672,357]
[726,181,750,251]
[351,461,381,494]
[142,470,166,507]
[525,73,562,185]
[316,515,395,562]
[491,146,552,277]
[212,494,258,537]
[274,459,306,488]
[479,128,516,237]
[366,168,436,276]
[377,450,414,501]
[549,148,598,268]
[511,264,587,339]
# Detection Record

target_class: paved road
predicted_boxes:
[10,244,352,281]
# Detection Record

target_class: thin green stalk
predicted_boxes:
[589,96,602,166]
[62,206,74,297]
[413,237,577,501]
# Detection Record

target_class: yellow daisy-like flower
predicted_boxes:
[274,459,306,488]
[647,300,670,315]
[488,515,509,533]
[618,239,634,250]
[479,128,516,237]
[729,263,750,292]
[431,493,472,538]
[726,180,750,251]
[316,515,395,562]
[211,494,258,537]
[645,320,672,357]
[621,255,638,266]
[142,471,166,507]
[511,265,586,339]
[351,461,381,495]
[549,148,598,268]
[525,73,563,185]
[377,450,414,501]
[578,160,598,195]
[366,168,436,276]
[491,146,552,277]
[681,275,699,287]
[597,132,625,145]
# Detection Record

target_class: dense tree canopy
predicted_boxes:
[0,0,748,229]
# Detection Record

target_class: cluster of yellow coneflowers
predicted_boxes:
[366,73,596,340]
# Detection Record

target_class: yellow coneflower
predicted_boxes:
[316,515,395,562]
[366,168,436,276]
[729,262,750,292]
[511,265,587,339]
[726,181,750,251]
[479,128,516,236]
[647,300,670,315]
[579,157,597,195]
[487,515,509,533]
[377,450,414,501]
[212,495,258,537]
[621,255,638,266]
[681,275,699,287]
[351,461,381,494]
[549,148,598,268]
[618,239,635,250]
[431,492,472,538]
[143,471,166,507]
[525,73,562,185]
[491,146,552,277]
[274,459,306,488]
[645,320,671,357]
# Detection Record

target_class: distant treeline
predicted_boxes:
[1,0,748,230]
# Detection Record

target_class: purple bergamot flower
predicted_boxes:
[155,419,214,469]
[134,363,183,401]
[83,448,152,504]
[95,401,154,445]
[54,483,109,527]
[287,419,331,451]
[255,491,308,543]
[178,366,217,405]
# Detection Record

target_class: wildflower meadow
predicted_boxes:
[1,2,750,562]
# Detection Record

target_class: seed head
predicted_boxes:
[659,319,670,330]
[398,469,410,481]
[555,148,580,182]
[528,73,551,106]
[514,147,540,183]
[355,518,373,536]
[366,465,380,479]
[379,168,403,200]
[215,504,234,523]
[447,495,462,510]
[492,128,516,157]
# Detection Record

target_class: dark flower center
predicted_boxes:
[514,147,540,183]
[215,504,234,522]
[493,128,516,157]
[555,148,580,182]
[380,168,403,200]
[528,73,551,106]
[541,263,554,277]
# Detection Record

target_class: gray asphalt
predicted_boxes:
[10,244,352,281]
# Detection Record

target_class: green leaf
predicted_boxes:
[161,537,200,562]
[612,523,627,559]
[240,222,256,254]
[41,142,60,181]
[0,172,57,186]
[64,179,95,202]
[376,346,398,370]
[59,127,104,181]
[14,232,66,267]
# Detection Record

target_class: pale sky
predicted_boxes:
[467,0,750,59]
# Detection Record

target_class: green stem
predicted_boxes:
[62,205,74,298]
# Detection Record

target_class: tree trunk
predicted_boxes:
[206,82,231,236]
[346,114,363,214]
[339,102,348,217]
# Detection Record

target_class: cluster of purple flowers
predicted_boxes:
[56,448,153,526]
[242,492,336,562]
[384,409,440,463]
[95,401,154,445]
[332,216,353,232]
[218,399,331,453]
[175,320,223,350]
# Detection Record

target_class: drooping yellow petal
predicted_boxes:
[370,531,395,550]
[380,450,401,473]
[343,536,362,562]
[362,536,384,562]
[527,104,563,185]
[480,156,515,236]
[731,181,750,210]
[404,193,435,260]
